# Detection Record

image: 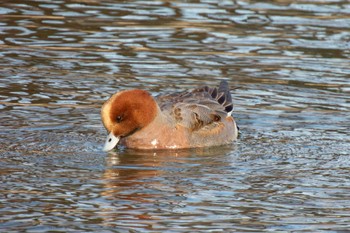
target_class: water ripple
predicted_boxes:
[0,0,349,232]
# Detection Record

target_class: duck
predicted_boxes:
[101,80,239,151]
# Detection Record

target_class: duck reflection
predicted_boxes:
[102,149,188,200]
[100,146,234,200]
[98,146,235,226]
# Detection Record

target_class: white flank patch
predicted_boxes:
[151,139,158,146]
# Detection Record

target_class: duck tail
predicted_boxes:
[217,80,233,114]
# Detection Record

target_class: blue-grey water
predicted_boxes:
[0,0,349,232]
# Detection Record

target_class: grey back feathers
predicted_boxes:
[156,81,234,131]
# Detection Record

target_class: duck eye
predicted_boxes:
[116,115,123,123]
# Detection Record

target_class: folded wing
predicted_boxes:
[156,81,234,131]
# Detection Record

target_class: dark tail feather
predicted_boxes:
[195,81,234,113]
[218,81,233,113]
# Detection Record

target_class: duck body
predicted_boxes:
[101,81,238,151]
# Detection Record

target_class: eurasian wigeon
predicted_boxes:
[101,81,239,151]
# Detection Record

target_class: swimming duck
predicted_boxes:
[101,81,238,151]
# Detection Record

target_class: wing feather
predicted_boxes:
[156,81,234,131]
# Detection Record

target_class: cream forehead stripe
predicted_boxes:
[101,91,123,131]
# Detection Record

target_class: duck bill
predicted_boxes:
[103,132,120,152]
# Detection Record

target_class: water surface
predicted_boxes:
[0,0,350,232]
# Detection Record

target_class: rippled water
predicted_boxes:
[1,0,350,232]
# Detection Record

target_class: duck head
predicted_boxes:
[101,89,157,151]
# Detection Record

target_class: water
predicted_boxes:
[0,0,349,232]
